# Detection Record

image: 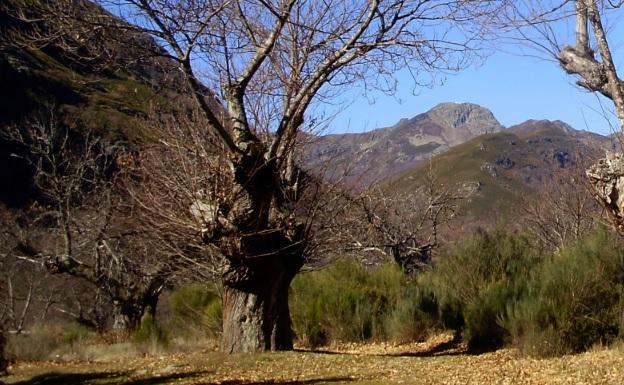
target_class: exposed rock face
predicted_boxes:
[305,102,503,184]
[586,153,624,234]
[425,102,502,141]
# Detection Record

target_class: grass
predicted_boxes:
[4,334,624,385]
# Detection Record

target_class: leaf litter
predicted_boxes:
[4,333,624,384]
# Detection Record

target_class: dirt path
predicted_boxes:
[4,334,624,385]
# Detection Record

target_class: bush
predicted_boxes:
[134,312,169,347]
[62,324,94,346]
[290,260,440,347]
[383,287,440,343]
[168,284,222,339]
[426,229,540,351]
[505,228,624,356]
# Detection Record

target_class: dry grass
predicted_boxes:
[3,334,624,385]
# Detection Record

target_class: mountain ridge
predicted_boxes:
[305,102,505,183]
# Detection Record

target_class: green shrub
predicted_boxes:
[134,312,169,347]
[383,286,440,343]
[290,260,440,347]
[203,300,223,338]
[168,284,222,338]
[505,228,624,356]
[426,229,540,351]
[62,324,95,346]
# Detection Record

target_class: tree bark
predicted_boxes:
[111,296,157,332]
[219,226,304,353]
[221,266,296,353]
[111,300,141,332]
[0,325,7,376]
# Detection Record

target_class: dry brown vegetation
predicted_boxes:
[4,333,624,385]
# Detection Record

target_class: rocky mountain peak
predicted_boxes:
[425,102,503,136]
[305,102,505,184]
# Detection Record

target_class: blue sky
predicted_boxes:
[329,50,617,136]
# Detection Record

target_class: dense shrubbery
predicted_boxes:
[290,227,624,356]
[290,261,440,347]
[6,229,624,358]
[424,229,541,351]
[505,228,624,355]
[168,284,222,339]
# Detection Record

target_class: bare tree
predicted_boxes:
[1,109,174,332]
[519,154,601,250]
[20,0,506,352]
[336,164,465,275]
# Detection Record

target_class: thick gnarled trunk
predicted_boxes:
[586,153,624,234]
[221,266,296,353]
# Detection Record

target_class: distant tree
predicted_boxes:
[519,154,601,251]
[18,0,506,352]
[338,164,465,275]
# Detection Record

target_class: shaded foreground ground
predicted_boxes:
[4,334,624,385]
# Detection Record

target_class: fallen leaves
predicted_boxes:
[4,334,624,385]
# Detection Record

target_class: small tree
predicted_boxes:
[519,154,600,251]
[339,164,465,274]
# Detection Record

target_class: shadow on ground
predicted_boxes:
[8,370,210,385]
[198,377,358,385]
[8,370,357,385]
[389,335,466,358]
[297,334,466,358]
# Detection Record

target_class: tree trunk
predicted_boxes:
[220,245,302,353]
[111,300,143,332]
[0,325,7,376]
[221,275,294,353]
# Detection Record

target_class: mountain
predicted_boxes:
[304,102,503,183]
[384,119,616,231]
[0,0,210,206]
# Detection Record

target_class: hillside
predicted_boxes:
[386,119,615,226]
[305,102,503,183]
[0,0,203,206]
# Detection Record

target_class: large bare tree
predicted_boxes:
[25,0,505,352]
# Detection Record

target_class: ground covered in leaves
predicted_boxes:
[4,334,624,385]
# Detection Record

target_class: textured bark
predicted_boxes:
[586,153,624,234]
[111,292,159,332]
[111,300,142,332]
[221,264,296,353]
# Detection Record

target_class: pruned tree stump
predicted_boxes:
[587,152,624,234]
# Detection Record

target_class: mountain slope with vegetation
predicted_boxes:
[0,0,200,206]
[385,119,615,227]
